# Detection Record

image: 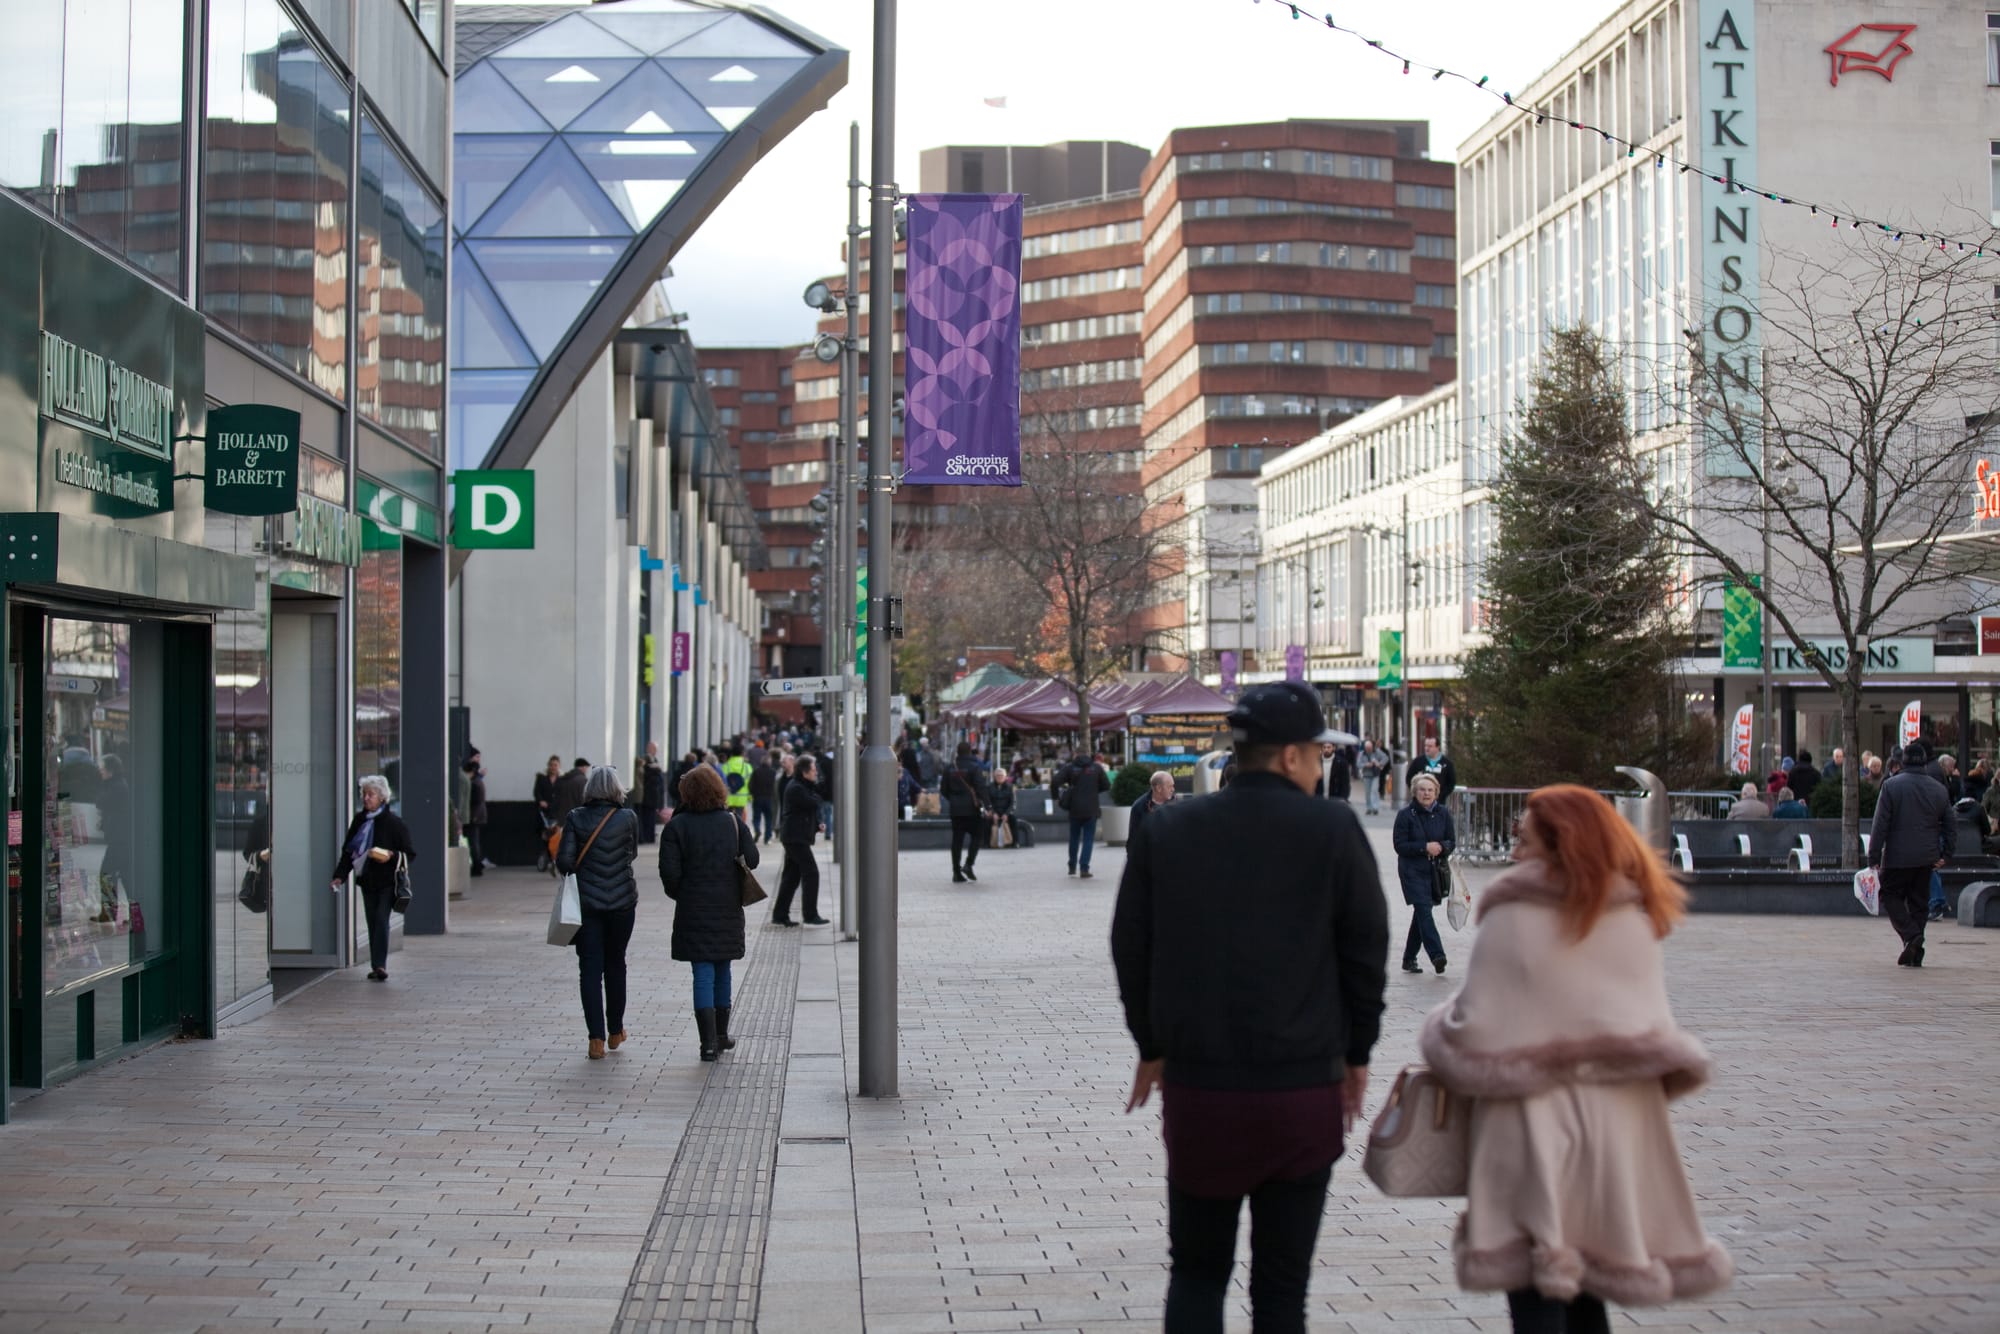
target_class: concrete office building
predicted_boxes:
[1455,0,2000,763]
[1,0,453,1111]
[446,1,844,845]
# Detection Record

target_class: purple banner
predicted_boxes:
[1218,651,1239,698]
[902,194,1023,486]
[1284,644,1306,683]
[671,632,690,674]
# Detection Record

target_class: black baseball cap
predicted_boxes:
[1229,681,1340,747]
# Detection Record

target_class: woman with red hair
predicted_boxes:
[1419,784,1731,1333]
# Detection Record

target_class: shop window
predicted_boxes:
[204,0,350,397]
[0,0,188,288]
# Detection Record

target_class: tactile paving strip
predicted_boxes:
[615,922,803,1332]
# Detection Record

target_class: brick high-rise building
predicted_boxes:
[709,121,1458,686]
[1135,120,1458,671]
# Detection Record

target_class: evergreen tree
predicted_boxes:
[1457,328,1691,787]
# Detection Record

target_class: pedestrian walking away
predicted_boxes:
[556,767,640,1060]
[942,742,993,883]
[1112,680,1388,1334]
[772,755,828,925]
[1057,752,1110,878]
[659,765,760,1060]
[1867,738,1955,968]
[1419,784,1731,1331]
[636,743,666,844]
[749,752,778,845]
[722,745,753,826]
[1358,738,1390,814]
[1393,772,1455,974]
[330,775,415,982]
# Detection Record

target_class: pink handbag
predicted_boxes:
[1362,1066,1471,1197]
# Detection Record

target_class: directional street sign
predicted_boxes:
[754,674,851,698]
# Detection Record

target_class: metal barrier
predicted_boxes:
[1455,785,1744,861]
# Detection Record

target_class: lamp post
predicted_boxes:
[858,0,900,1099]
[1343,497,1415,798]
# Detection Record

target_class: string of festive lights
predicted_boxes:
[1251,0,1999,257]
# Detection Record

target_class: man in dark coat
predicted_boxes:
[749,754,778,845]
[461,751,489,875]
[636,743,666,844]
[1111,680,1388,1331]
[550,758,589,825]
[1868,738,1955,967]
[1403,735,1456,802]
[772,755,828,926]
[1056,753,1110,879]
[941,743,993,883]
[1129,771,1175,835]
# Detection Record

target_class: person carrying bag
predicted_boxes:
[556,767,641,1060]
[1393,773,1455,974]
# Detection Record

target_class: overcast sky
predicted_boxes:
[468,0,1621,347]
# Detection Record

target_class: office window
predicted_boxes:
[1990,14,2000,84]
[1992,141,2000,223]
[3,0,188,287]
[204,0,350,395]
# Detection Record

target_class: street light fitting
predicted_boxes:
[803,280,838,312]
[809,493,831,513]
[812,332,843,364]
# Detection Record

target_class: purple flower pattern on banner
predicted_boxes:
[902,194,1023,486]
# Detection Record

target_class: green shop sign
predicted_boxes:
[1721,579,1762,671]
[359,478,442,546]
[1377,628,1404,689]
[284,494,364,568]
[205,404,301,516]
[452,470,535,549]
[47,432,171,519]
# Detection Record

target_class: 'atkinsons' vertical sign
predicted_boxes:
[1700,2,1759,477]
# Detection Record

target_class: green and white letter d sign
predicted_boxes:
[452,470,535,550]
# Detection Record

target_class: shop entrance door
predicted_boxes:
[270,605,344,970]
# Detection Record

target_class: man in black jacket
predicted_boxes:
[1404,735,1456,803]
[941,743,993,883]
[772,756,828,926]
[1056,753,1110,878]
[1868,738,1954,967]
[1112,680,1388,1332]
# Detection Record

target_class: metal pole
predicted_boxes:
[1400,491,1411,802]
[1759,460,1773,780]
[858,0,899,1099]
[838,120,863,942]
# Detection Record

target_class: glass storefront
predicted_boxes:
[209,507,273,1013]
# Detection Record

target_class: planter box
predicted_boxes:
[1100,805,1131,847]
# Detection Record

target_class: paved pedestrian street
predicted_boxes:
[0,822,1997,1332]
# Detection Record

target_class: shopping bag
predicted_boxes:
[547,874,584,945]
[1852,866,1882,916]
[1446,872,1472,932]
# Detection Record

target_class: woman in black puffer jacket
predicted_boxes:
[660,764,760,1061]
[556,766,641,1060]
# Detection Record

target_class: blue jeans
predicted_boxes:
[691,959,734,1011]
[1068,817,1097,873]
[820,799,835,837]
[1929,869,1948,913]
[752,797,774,842]
[1403,900,1444,965]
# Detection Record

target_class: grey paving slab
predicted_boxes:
[834,810,2000,1333]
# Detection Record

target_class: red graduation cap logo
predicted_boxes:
[1824,23,1916,87]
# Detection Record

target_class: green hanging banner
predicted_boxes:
[1377,629,1404,689]
[1722,578,1762,671]
[855,564,869,678]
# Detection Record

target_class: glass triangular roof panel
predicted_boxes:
[661,12,809,59]
[450,369,537,472]
[492,57,645,130]
[568,133,718,227]
[467,239,624,361]
[705,106,755,131]
[492,11,646,60]
[454,62,552,133]
[469,139,635,240]
[453,133,553,234]
[657,56,810,103]
[564,62,721,135]
[449,247,538,369]
[582,8,731,56]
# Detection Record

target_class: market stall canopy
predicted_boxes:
[942,675,1234,731]
[937,661,1026,706]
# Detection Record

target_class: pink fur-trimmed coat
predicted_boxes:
[1417,860,1733,1307]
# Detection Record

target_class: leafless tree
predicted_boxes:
[1642,235,2000,865]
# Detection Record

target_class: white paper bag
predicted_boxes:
[547,873,584,945]
[1853,866,1882,916]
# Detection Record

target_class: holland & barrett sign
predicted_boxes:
[206,404,301,516]
[452,470,535,549]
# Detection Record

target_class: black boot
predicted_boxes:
[695,1008,719,1062]
[716,1006,737,1051]
[952,861,966,883]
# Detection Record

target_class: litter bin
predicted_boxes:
[1612,765,1671,855]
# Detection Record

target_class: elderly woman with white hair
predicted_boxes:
[331,775,415,981]
[1392,770,1455,975]
[556,765,642,1059]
